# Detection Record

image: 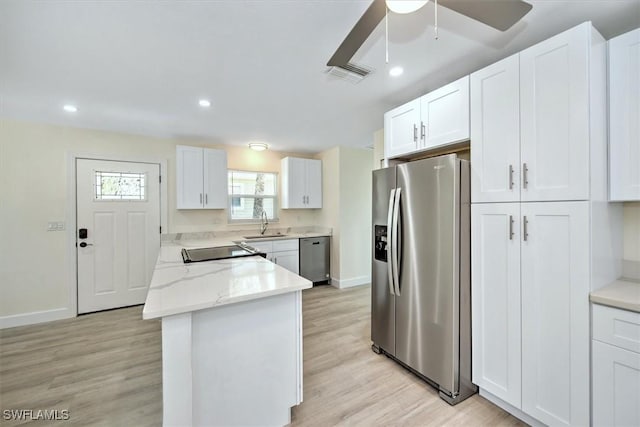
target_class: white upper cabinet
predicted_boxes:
[304,158,322,208]
[609,28,640,201]
[520,24,590,202]
[384,77,469,159]
[420,75,470,149]
[176,145,227,209]
[384,99,420,158]
[472,23,599,203]
[471,55,520,203]
[281,157,322,209]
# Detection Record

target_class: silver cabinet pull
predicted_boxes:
[413,124,418,142]
[302,195,305,205]
[509,165,514,190]
[200,193,203,204]
[509,215,514,240]
[523,216,529,241]
[420,121,426,141]
[522,163,529,189]
[205,194,208,205]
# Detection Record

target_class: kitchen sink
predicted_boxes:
[243,234,289,239]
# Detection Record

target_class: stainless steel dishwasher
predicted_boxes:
[299,236,330,285]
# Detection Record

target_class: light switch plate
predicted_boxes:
[47,221,65,231]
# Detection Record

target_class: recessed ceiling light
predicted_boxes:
[199,99,211,108]
[63,104,78,113]
[248,142,269,151]
[389,66,404,77]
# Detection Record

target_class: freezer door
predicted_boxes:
[395,155,460,394]
[371,167,396,354]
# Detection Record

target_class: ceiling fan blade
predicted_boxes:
[439,0,533,31]
[327,0,386,67]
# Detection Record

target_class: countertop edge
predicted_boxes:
[143,279,312,320]
[589,279,640,314]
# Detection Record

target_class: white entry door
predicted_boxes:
[77,159,161,314]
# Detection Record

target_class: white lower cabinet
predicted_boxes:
[520,202,589,426]
[247,239,299,275]
[471,203,522,408]
[272,250,299,275]
[592,304,640,427]
[472,202,590,426]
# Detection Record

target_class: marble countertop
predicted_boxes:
[590,279,640,313]
[142,240,313,320]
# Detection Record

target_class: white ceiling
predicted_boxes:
[1,0,638,153]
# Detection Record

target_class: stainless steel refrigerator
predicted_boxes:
[371,154,476,405]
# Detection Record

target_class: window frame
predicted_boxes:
[227,169,279,223]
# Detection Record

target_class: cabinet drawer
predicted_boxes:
[247,241,273,254]
[272,239,299,252]
[593,304,640,353]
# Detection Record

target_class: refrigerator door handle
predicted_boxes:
[392,187,402,296]
[387,189,396,296]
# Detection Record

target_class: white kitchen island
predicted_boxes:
[143,241,312,427]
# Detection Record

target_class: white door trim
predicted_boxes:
[66,152,168,317]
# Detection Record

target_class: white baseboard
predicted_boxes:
[330,275,370,289]
[478,389,544,427]
[0,307,74,329]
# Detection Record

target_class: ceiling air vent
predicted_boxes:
[326,62,373,84]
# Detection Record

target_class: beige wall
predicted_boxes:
[373,129,384,170]
[316,146,372,288]
[0,119,318,323]
[624,202,640,262]
[338,147,372,284]
[315,147,341,280]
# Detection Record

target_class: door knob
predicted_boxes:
[79,242,93,248]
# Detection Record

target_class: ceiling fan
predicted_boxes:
[327,0,533,67]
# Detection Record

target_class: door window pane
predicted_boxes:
[95,171,146,201]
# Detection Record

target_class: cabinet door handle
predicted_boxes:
[522,163,529,189]
[205,194,208,205]
[509,215,514,240]
[420,121,426,141]
[200,193,203,204]
[302,195,305,205]
[413,124,418,142]
[523,215,529,241]
[509,165,514,190]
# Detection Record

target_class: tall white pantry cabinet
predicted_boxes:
[470,22,622,426]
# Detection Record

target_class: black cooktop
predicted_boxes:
[181,245,265,263]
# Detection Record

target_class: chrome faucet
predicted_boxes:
[260,210,269,235]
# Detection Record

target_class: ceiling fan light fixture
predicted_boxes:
[386,0,429,14]
[248,142,269,151]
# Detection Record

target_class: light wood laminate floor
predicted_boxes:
[0,285,524,426]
